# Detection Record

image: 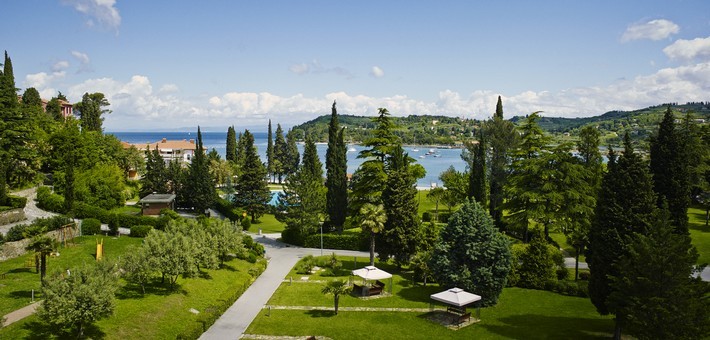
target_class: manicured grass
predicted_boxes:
[549,232,586,263]
[0,235,263,339]
[0,235,142,316]
[689,206,710,265]
[248,214,286,234]
[248,287,613,339]
[109,205,142,215]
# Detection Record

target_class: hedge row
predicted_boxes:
[81,218,102,235]
[176,259,267,340]
[303,233,368,251]
[130,225,153,238]
[5,215,74,242]
[36,186,66,213]
[6,195,27,209]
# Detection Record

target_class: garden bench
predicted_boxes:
[455,312,471,327]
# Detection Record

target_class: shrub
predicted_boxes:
[72,202,109,221]
[130,225,153,238]
[36,186,66,213]
[82,218,102,235]
[437,212,451,223]
[240,217,251,231]
[579,271,591,281]
[108,213,120,235]
[5,224,29,242]
[242,236,265,256]
[7,195,27,209]
[34,215,73,231]
[213,198,243,222]
[303,233,368,251]
[422,211,431,222]
[296,255,316,274]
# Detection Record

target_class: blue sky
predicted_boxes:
[2,0,710,131]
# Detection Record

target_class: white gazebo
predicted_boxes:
[429,287,482,327]
[350,266,393,296]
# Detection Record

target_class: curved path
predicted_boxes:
[0,187,57,236]
[200,235,369,340]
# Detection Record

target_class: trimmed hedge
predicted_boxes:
[212,198,243,222]
[81,218,102,235]
[36,186,66,213]
[5,215,74,242]
[7,195,27,209]
[130,225,153,238]
[303,233,368,251]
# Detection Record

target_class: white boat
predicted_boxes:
[412,148,419,152]
[348,147,356,152]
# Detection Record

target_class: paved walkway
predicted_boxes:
[0,187,57,236]
[200,235,369,340]
[2,301,41,327]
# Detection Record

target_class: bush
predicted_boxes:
[5,224,29,242]
[34,215,73,232]
[213,198,243,222]
[296,255,316,274]
[422,211,431,222]
[242,236,265,256]
[36,186,66,213]
[579,271,591,281]
[130,225,153,238]
[72,202,108,221]
[7,195,27,209]
[240,217,251,231]
[437,212,451,223]
[303,233,368,251]
[108,213,120,235]
[81,218,102,235]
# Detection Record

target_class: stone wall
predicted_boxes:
[0,208,26,226]
[0,226,79,262]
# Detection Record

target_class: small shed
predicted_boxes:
[351,266,393,296]
[139,194,176,216]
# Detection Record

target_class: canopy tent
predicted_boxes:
[350,266,393,295]
[430,287,481,307]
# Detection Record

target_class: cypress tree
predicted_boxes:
[326,101,348,231]
[185,127,216,213]
[232,130,271,222]
[467,131,487,207]
[484,96,518,230]
[649,106,690,234]
[266,119,274,182]
[587,133,657,338]
[577,125,603,192]
[273,124,287,183]
[225,126,237,163]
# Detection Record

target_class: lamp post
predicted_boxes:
[320,221,324,256]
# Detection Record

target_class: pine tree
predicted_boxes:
[284,128,300,177]
[232,130,271,222]
[465,131,487,207]
[225,125,237,163]
[649,106,690,234]
[185,127,216,213]
[326,101,348,231]
[608,208,710,340]
[587,133,657,337]
[266,119,274,182]
[378,145,420,266]
[484,96,518,230]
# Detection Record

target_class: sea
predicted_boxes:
[109,131,468,188]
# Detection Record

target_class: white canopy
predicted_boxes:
[351,266,392,281]
[430,287,481,307]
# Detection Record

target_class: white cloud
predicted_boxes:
[621,19,679,42]
[158,84,179,94]
[663,36,710,62]
[23,71,67,99]
[289,60,352,78]
[52,60,70,72]
[370,66,385,78]
[63,0,121,32]
[71,50,92,73]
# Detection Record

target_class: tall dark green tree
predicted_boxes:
[74,92,111,132]
[350,108,398,214]
[278,135,326,245]
[21,87,42,108]
[484,96,518,230]
[463,131,487,207]
[185,127,216,213]
[649,106,690,234]
[273,124,287,183]
[232,130,271,222]
[325,101,348,231]
[587,133,657,338]
[284,128,300,178]
[607,208,710,340]
[577,126,603,192]
[225,125,237,163]
[266,119,274,182]
[140,146,168,197]
[378,145,420,266]
[0,51,22,203]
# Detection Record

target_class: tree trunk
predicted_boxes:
[40,253,47,282]
[369,233,376,266]
[78,321,84,338]
[613,315,622,340]
[334,295,339,315]
[706,207,709,226]
[574,246,580,281]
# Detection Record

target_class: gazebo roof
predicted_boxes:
[139,194,176,204]
[430,287,481,307]
[351,266,392,281]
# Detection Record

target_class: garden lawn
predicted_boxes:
[247,287,614,339]
[248,213,285,234]
[0,235,142,316]
[0,236,263,339]
[689,206,710,265]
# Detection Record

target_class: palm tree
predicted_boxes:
[321,280,351,315]
[360,203,386,266]
[25,235,58,283]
